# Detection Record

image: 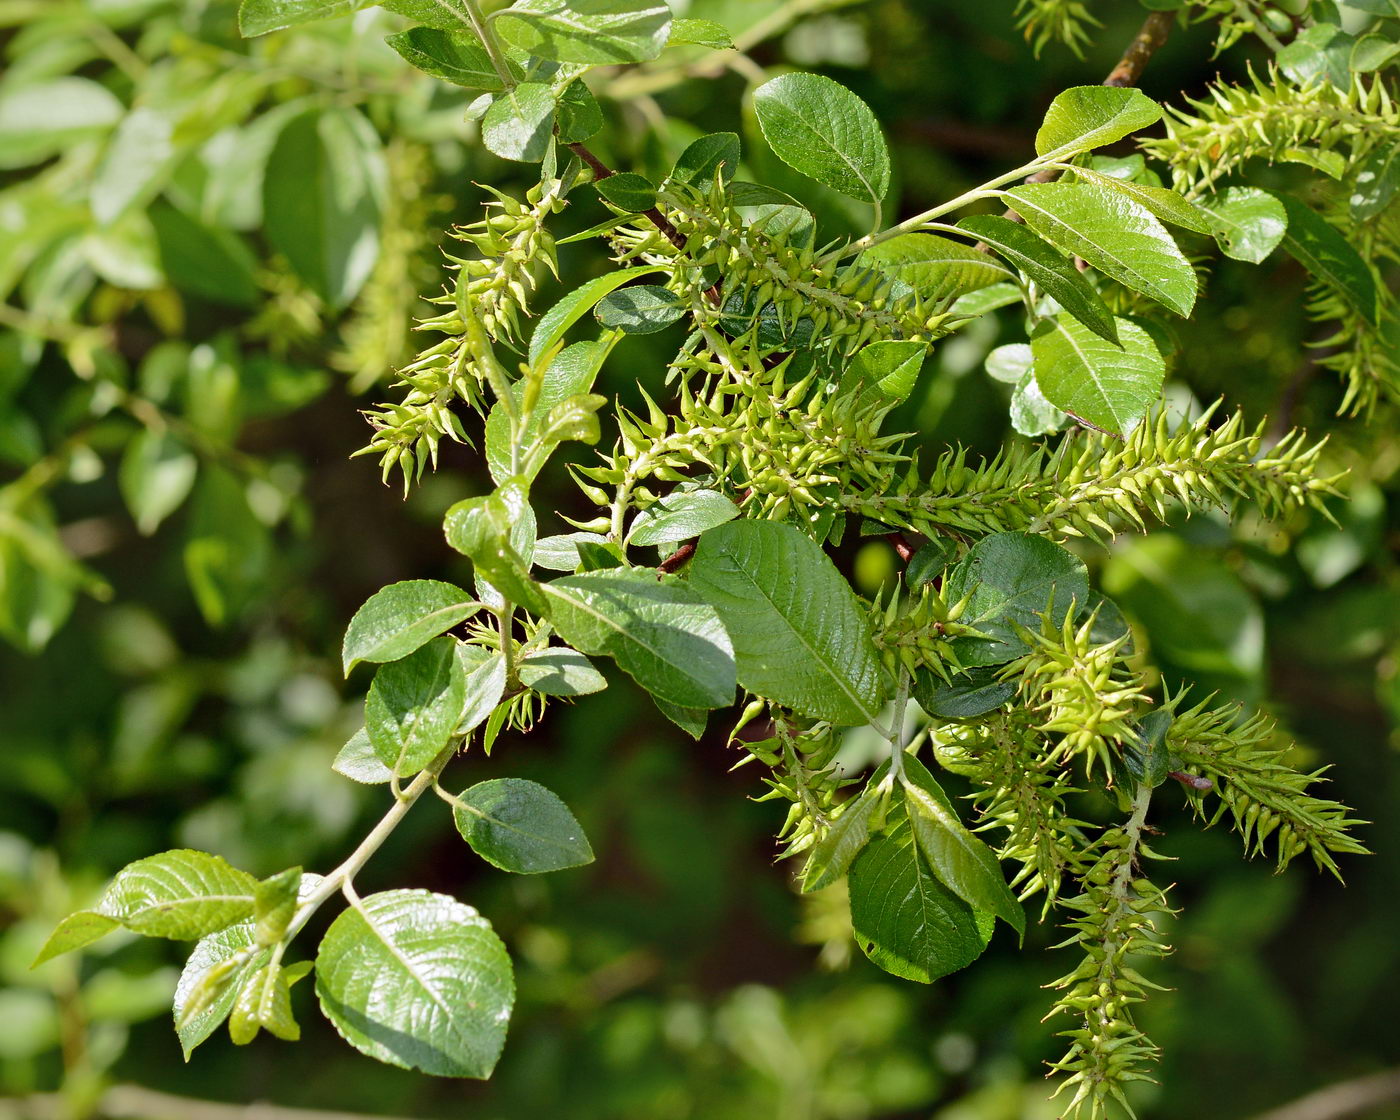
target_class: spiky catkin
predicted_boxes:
[1166,695,1369,877]
[1014,0,1102,58]
[844,405,1339,543]
[1046,785,1171,1120]
[1143,68,1400,194]
[356,178,565,490]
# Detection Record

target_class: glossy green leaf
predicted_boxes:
[594,284,686,333]
[1070,167,1212,235]
[654,698,708,739]
[1035,85,1162,158]
[229,961,300,1044]
[315,889,514,1077]
[378,0,471,27]
[688,520,886,725]
[174,926,263,1056]
[902,756,1023,935]
[862,233,1011,306]
[364,637,466,776]
[556,80,602,143]
[848,823,994,984]
[956,215,1118,343]
[342,580,479,674]
[119,429,197,536]
[1031,314,1164,437]
[384,28,517,91]
[670,132,741,187]
[668,17,734,49]
[844,339,928,401]
[529,266,662,366]
[753,73,890,203]
[1009,371,1067,437]
[32,911,120,966]
[239,0,368,35]
[595,172,658,212]
[627,489,740,547]
[496,0,672,65]
[443,481,545,613]
[802,787,880,892]
[454,647,507,737]
[253,868,301,947]
[1008,181,1198,316]
[452,778,594,873]
[518,647,608,695]
[333,728,393,784]
[542,569,736,709]
[264,107,385,309]
[1200,187,1288,264]
[1350,145,1400,222]
[481,83,556,164]
[1274,192,1379,325]
[489,340,614,482]
[97,850,258,939]
[533,532,610,571]
[946,532,1088,666]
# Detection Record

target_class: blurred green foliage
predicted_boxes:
[2,1,1399,1117]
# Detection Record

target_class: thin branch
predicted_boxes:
[1248,1069,1400,1120]
[566,141,688,253]
[1105,10,1175,88]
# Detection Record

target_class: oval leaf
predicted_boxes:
[1030,314,1164,437]
[1035,85,1162,159]
[452,778,594,873]
[541,569,736,708]
[594,285,686,334]
[364,637,466,776]
[627,489,740,547]
[1200,186,1288,264]
[385,27,518,91]
[753,73,890,203]
[496,0,671,65]
[1274,191,1379,325]
[482,83,556,164]
[342,579,479,675]
[687,520,886,725]
[98,850,258,939]
[315,889,514,1077]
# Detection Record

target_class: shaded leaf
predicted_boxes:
[1031,314,1164,437]
[753,73,889,203]
[452,778,594,873]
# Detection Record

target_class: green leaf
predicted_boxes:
[1274,192,1379,325]
[654,698,708,739]
[0,78,122,171]
[985,343,1032,384]
[364,637,466,776]
[956,215,1118,344]
[802,787,880,892]
[594,285,686,333]
[752,73,890,203]
[1031,314,1164,437]
[1035,85,1162,158]
[333,728,394,784]
[378,0,472,28]
[1350,145,1400,222]
[861,233,1011,306]
[542,569,736,709]
[443,482,546,614]
[1070,167,1212,235]
[729,181,814,244]
[481,83,556,164]
[315,889,514,1077]
[670,132,741,187]
[518,647,608,695]
[385,28,518,91]
[253,868,301,947]
[119,429,197,537]
[264,107,385,310]
[229,961,300,1045]
[1009,372,1067,437]
[844,339,928,401]
[489,340,614,483]
[901,757,1024,935]
[452,778,594,873]
[239,0,368,35]
[1278,23,1354,88]
[1007,181,1198,316]
[533,531,610,571]
[946,532,1088,667]
[149,203,260,308]
[175,928,262,1056]
[1352,32,1400,72]
[848,823,994,984]
[32,911,120,967]
[556,80,602,144]
[529,265,663,366]
[496,0,672,65]
[668,17,734,49]
[912,665,1016,720]
[627,489,740,547]
[342,580,479,674]
[1199,187,1288,264]
[454,647,507,737]
[687,520,886,725]
[98,850,258,940]
[595,172,658,212]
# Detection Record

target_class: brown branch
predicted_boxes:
[566,140,687,253]
[658,540,696,574]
